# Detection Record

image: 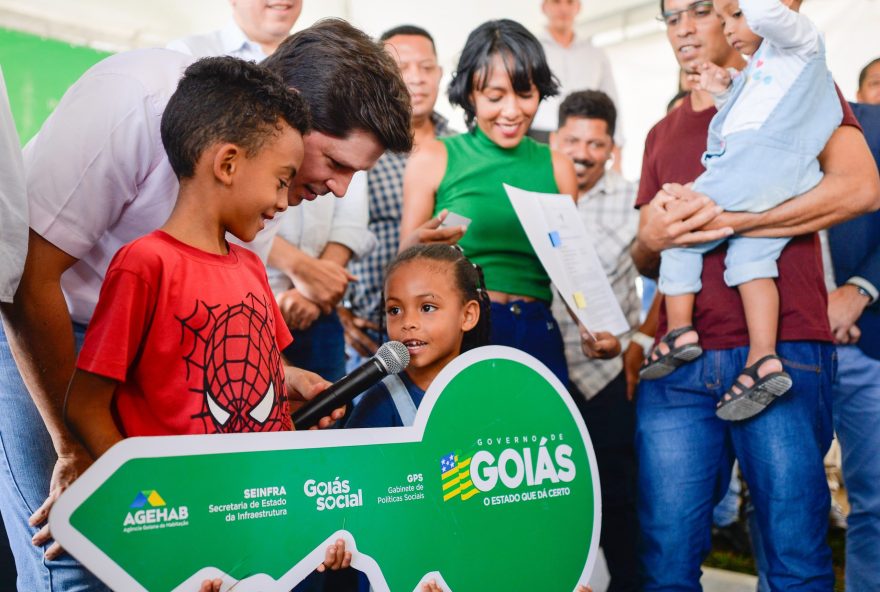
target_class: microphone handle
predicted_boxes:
[292,358,386,430]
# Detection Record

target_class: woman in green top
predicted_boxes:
[400,19,582,383]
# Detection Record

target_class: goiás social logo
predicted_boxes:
[123,490,189,533]
[442,433,577,506]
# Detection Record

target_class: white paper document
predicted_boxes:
[505,184,630,336]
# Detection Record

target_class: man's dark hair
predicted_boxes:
[380,25,437,55]
[448,19,559,127]
[859,57,880,90]
[263,18,413,153]
[161,56,310,180]
[557,90,617,138]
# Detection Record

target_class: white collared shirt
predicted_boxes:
[532,30,624,146]
[167,21,268,63]
[0,68,27,303]
[25,49,192,324]
[267,172,377,294]
[24,49,290,324]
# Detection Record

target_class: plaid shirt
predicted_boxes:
[551,170,641,399]
[347,113,454,325]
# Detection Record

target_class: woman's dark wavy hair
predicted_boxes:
[447,19,559,128]
[384,244,491,353]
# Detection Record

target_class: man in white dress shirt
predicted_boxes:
[168,0,302,61]
[531,0,624,169]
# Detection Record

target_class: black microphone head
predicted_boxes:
[375,341,410,374]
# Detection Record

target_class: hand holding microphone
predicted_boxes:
[292,341,410,430]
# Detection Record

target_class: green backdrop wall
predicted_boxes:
[0,27,111,144]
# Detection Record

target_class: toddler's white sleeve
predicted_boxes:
[739,0,820,56]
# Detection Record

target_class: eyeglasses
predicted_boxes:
[656,1,716,27]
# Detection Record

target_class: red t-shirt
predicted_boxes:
[77,231,294,436]
[636,90,862,349]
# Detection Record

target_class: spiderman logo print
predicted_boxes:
[178,293,290,433]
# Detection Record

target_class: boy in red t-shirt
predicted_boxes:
[65,56,353,590]
[65,57,344,455]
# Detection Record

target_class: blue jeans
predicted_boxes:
[636,342,835,591]
[712,462,741,528]
[0,321,109,591]
[489,300,568,386]
[283,311,346,382]
[831,345,880,592]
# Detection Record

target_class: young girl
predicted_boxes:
[641,0,842,421]
[341,246,594,592]
[345,244,491,428]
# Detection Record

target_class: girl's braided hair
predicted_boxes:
[384,244,491,352]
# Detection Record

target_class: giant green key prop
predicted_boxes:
[51,346,601,591]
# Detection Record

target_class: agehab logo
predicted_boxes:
[123,490,189,533]
[442,436,577,506]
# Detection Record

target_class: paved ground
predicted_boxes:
[588,549,758,592]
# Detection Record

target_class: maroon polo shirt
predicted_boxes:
[636,89,861,350]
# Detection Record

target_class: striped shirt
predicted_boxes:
[347,113,454,326]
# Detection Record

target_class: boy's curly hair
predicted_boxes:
[161,56,310,180]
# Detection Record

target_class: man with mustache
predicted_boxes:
[549,89,642,592]
[340,24,457,367]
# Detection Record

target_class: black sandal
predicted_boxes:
[639,325,703,380]
[716,354,792,422]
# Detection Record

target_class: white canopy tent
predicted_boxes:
[0,0,877,178]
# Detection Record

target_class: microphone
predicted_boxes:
[292,341,410,430]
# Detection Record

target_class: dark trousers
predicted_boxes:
[283,311,346,382]
[570,371,641,592]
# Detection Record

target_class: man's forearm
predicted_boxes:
[267,236,307,280]
[714,126,880,237]
[631,238,660,279]
[1,290,80,455]
[320,242,353,268]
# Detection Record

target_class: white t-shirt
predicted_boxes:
[167,21,268,63]
[0,68,27,303]
[532,30,624,146]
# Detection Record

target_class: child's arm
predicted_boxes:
[64,369,124,459]
[198,540,352,592]
[687,62,735,109]
[739,0,820,55]
[284,365,347,429]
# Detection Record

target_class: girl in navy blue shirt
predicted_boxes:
[346,245,491,428]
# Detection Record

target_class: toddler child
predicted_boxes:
[641,0,842,421]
